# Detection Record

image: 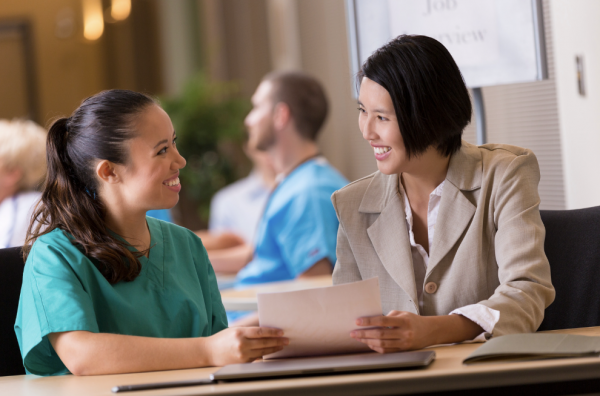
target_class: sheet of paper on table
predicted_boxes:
[258,277,382,359]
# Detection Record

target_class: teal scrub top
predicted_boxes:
[14,217,228,376]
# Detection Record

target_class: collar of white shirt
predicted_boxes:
[398,178,445,264]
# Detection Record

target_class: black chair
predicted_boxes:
[538,206,600,331]
[0,246,26,376]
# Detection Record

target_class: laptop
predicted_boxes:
[112,351,435,392]
[210,350,435,381]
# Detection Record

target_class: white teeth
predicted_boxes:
[373,146,391,155]
[164,177,180,187]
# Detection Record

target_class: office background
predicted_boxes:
[1,0,598,228]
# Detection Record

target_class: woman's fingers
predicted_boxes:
[239,327,288,350]
[357,337,410,352]
[247,345,285,359]
[244,327,284,338]
[350,322,415,352]
[246,336,289,350]
[369,345,404,354]
[350,328,402,340]
[356,315,405,327]
[356,337,404,349]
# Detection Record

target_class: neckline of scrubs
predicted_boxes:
[141,219,165,288]
[109,218,165,288]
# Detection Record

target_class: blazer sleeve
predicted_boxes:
[479,151,555,335]
[331,191,363,285]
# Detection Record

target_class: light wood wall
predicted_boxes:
[197,0,272,97]
[0,0,163,127]
[0,0,106,126]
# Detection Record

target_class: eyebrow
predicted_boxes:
[357,101,391,115]
[153,131,176,149]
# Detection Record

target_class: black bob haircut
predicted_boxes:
[357,35,472,158]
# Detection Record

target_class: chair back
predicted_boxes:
[538,206,600,331]
[0,247,26,376]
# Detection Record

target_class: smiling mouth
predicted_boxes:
[163,177,180,187]
[373,146,391,155]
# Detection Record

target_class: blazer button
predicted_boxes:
[425,282,438,294]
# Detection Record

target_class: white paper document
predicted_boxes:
[258,278,382,359]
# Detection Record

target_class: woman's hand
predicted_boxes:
[350,311,432,353]
[350,311,484,353]
[48,328,288,376]
[203,327,289,366]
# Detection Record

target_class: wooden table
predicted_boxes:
[3,326,600,396]
[219,275,332,311]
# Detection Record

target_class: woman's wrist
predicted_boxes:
[426,315,483,345]
[420,316,444,346]
[194,336,214,367]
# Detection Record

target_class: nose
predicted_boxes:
[360,115,378,142]
[244,110,254,129]
[174,150,186,170]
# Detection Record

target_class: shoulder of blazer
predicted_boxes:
[478,143,539,176]
[332,170,398,216]
[448,141,538,192]
[479,142,534,158]
[331,171,378,212]
[335,171,378,193]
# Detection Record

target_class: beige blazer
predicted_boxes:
[332,141,555,336]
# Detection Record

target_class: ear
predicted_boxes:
[272,102,291,131]
[95,160,120,184]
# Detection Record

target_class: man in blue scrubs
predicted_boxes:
[235,71,348,287]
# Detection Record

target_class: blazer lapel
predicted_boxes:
[426,182,476,277]
[427,141,482,277]
[362,174,419,310]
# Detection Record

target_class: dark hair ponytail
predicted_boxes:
[24,89,156,284]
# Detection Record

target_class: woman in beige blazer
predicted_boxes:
[333,35,555,352]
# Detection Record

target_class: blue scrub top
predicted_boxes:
[15,217,228,376]
[146,209,173,223]
[236,158,348,287]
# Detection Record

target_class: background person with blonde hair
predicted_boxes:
[0,119,47,248]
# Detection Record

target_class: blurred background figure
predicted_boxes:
[231,71,348,287]
[209,147,275,245]
[218,71,348,326]
[0,119,47,248]
[200,71,349,286]
[196,144,275,276]
[196,145,276,276]
[146,208,174,223]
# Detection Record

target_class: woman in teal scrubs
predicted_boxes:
[15,89,288,376]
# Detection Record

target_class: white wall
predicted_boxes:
[551,0,600,209]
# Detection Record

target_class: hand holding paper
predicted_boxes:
[258,278,382,359]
